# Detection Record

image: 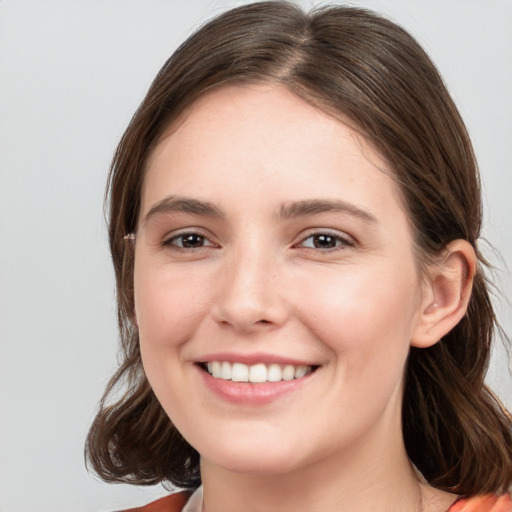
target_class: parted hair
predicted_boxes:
[85,1,512,495]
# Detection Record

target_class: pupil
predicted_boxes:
[314,235,335,248]
[182,234,203,248]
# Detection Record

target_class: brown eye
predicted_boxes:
[299,232,354,250]
[312,234,337,249]
[165,232,215,249]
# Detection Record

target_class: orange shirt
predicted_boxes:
[116,492,190,512]
[449,493,512,512]
[119,490,512,512]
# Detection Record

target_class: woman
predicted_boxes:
[86,2,512,511]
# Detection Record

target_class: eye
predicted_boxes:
[164,231,216,249]
[298,232,354,250]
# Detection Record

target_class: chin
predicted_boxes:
[197,432,308,476]
[206,453,303,476]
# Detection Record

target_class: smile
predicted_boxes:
[203,361,316,383]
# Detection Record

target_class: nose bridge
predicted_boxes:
[213,238,286,331]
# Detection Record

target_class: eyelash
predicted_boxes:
[163,231,217,250]
[162,230,354,252]
[295,231,355,251]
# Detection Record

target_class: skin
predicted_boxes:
[133,84,475,512]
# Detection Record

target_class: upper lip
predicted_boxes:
[195,352,321,367]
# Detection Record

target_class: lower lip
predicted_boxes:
[196,365,315,405]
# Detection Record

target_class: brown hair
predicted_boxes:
[85,1,512,495]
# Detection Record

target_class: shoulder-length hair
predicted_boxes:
[86,1,512,495]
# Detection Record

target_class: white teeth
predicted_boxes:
[295,365,308,378]
[282,365,295,381]
[220,361,232,380]
[231,362,249,382]
[249,363,267,383]
[267,363,282,382]
[204,361,314,382]
[211,361,221,378]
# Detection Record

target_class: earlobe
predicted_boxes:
[411,240,477,348]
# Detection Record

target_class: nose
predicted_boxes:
[211,248,289,333]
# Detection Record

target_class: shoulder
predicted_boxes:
[448,493,512,512]
[115,492,192,512]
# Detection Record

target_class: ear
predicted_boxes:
[411,239,477,348]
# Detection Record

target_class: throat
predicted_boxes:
[198,452,434,512]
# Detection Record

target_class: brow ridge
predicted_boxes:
[144,196,224,225]
[278,199,377,223]
[144,196,377,226]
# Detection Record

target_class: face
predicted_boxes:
[134,84,429,477]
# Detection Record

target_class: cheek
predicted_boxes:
[294,263,421,373]
[133,262,209,416]
[133,263,215,407]
[134,262,210,346]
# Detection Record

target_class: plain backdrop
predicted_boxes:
[0,1,511,511]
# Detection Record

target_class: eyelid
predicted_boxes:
[162,228,219,249]
[160,227,354,251]
[294,229,356,250]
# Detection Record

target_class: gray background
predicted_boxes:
[0,1,510,511]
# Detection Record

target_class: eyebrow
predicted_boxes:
[278,199,378,224]
[143,196,377,226]
[143,196,224,225]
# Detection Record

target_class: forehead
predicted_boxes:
[141,84,406,224]
[153,83,380,161]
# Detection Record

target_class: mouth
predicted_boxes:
[198,361,319,383]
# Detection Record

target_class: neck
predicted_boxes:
[198,386,457,512]
[200,422,427,512]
